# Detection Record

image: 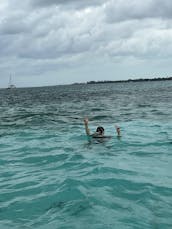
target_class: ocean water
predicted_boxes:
[0,81,172,229]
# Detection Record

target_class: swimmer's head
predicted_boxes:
[96,126,104,135]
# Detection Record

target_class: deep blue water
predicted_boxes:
[0,81,172,229]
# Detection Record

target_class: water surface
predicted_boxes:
[0,81,172,229]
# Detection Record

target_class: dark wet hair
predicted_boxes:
[96,126,104,134]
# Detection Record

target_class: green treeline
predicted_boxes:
[87,77,172,84]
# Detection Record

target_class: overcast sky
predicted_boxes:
[0,0,172,88]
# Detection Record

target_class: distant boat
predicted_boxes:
[7,75,16,89]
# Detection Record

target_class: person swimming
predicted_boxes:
[84,118,121,138]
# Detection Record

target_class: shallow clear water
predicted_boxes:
[0,81,172,229]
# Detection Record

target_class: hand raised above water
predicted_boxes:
[115,125,121,136]
[84,118,89,125]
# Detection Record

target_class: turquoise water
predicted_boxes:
[0,81,172,229]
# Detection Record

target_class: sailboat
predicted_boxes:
[7,75,16,89]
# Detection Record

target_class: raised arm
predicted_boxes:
[84,118,91,136]
[115,125,121,137]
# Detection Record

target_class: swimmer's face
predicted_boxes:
[97,130,104,136]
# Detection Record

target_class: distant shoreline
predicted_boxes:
[86,77,172,84]
[1,77,172,89]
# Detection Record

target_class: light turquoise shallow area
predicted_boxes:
[0,81,172,229]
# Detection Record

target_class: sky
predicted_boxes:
[0,0,172,88]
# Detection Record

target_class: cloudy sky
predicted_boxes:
[0,0,172,88]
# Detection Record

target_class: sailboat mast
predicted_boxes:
[9,75,12,87]
[7,74,16,89]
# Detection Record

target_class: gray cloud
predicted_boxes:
[2,0,172,59]
[105,0,172,23]
[1,0,172,87]
[30,0,105,9]
[0,19,29,35]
